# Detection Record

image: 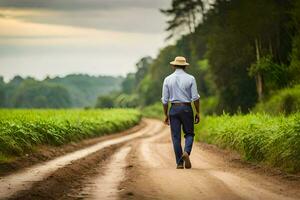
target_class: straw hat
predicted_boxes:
[170,56,189,66]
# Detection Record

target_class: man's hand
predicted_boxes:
[164,115,170,125]
[194,113,200,124]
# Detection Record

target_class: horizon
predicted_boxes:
[0,0,171,82]
[0,72,125,83]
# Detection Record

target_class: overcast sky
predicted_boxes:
[0,0,171,81]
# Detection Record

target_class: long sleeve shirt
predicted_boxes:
[161,69,200,104]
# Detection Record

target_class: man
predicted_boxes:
[161,56,200,169]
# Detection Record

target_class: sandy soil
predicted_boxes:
[1,119,300,200]
[119,121,300,200]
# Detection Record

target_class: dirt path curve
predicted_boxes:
[118,121,300,200]
[2,119,300,200]
[0,119,162,200]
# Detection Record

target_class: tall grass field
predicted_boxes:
[0,109,141,162]
[195,113,300,173]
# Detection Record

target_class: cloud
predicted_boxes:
[0,0,170,11]
[0,0,171,34]
[0,0,171,81]
[23,9,166,34]
[0,32,163,80]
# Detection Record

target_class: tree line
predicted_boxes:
[98,0,300,114]
[0,74,122,108]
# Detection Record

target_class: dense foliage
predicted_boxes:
[95,56,155,108]
[0,109,141,162]
[102,0,300,114]
[195,113,300,173]
[254,85,300,115]
[46,74,123,107]
[0,74,123,108]
[290,0,300,83]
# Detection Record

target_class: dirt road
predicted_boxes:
[1,119,300,200]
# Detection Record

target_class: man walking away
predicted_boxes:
[161,56,200,169]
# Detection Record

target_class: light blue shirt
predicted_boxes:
[161,69,200,104]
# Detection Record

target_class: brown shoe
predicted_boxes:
[182,152,192,169]
[176,163,184,169]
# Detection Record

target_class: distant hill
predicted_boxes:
[0,74,123,108]
[46,74,123,107]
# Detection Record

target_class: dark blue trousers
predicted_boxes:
[169,105,195,165]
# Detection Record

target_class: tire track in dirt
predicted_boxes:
[2,119,300,200]
[0,119,162,200]
[78,146,132,200]
[67,120,168,199]
[119,123,300,200]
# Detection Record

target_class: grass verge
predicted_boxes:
[0,109,141,162]
[195,113,300,173]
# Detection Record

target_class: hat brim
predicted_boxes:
[170,61,189,66]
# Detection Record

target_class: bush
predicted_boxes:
[195,113,300,173]
[200,96,218,115]
[254,85,300,115]
[95,96,115,108]
[141,102,164,119]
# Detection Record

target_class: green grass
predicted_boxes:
[195,113,300,173]
[0,109,141,161]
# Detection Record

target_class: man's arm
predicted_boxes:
[161,79,170,125]
[191,77,200,124]
[193,99,200,124]
[163,103,169,125]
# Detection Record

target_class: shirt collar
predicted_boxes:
[174,68,185,74]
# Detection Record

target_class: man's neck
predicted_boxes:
[175,68,185,73]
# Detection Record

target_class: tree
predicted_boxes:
[290,0,300,84]
[199,0,294,112]
[115,94,139,108]
[95,95,114,108]
[221,0,293,101]
[161,0,205,38]
[121,73,135,94]
[249,55,288,97]
[0,76,5,107]
[47,74,123,107]
[135,56,153,85]
[12,80,72,108]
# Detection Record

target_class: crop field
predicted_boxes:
[195,113,300,173]
[0,109,141,162]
